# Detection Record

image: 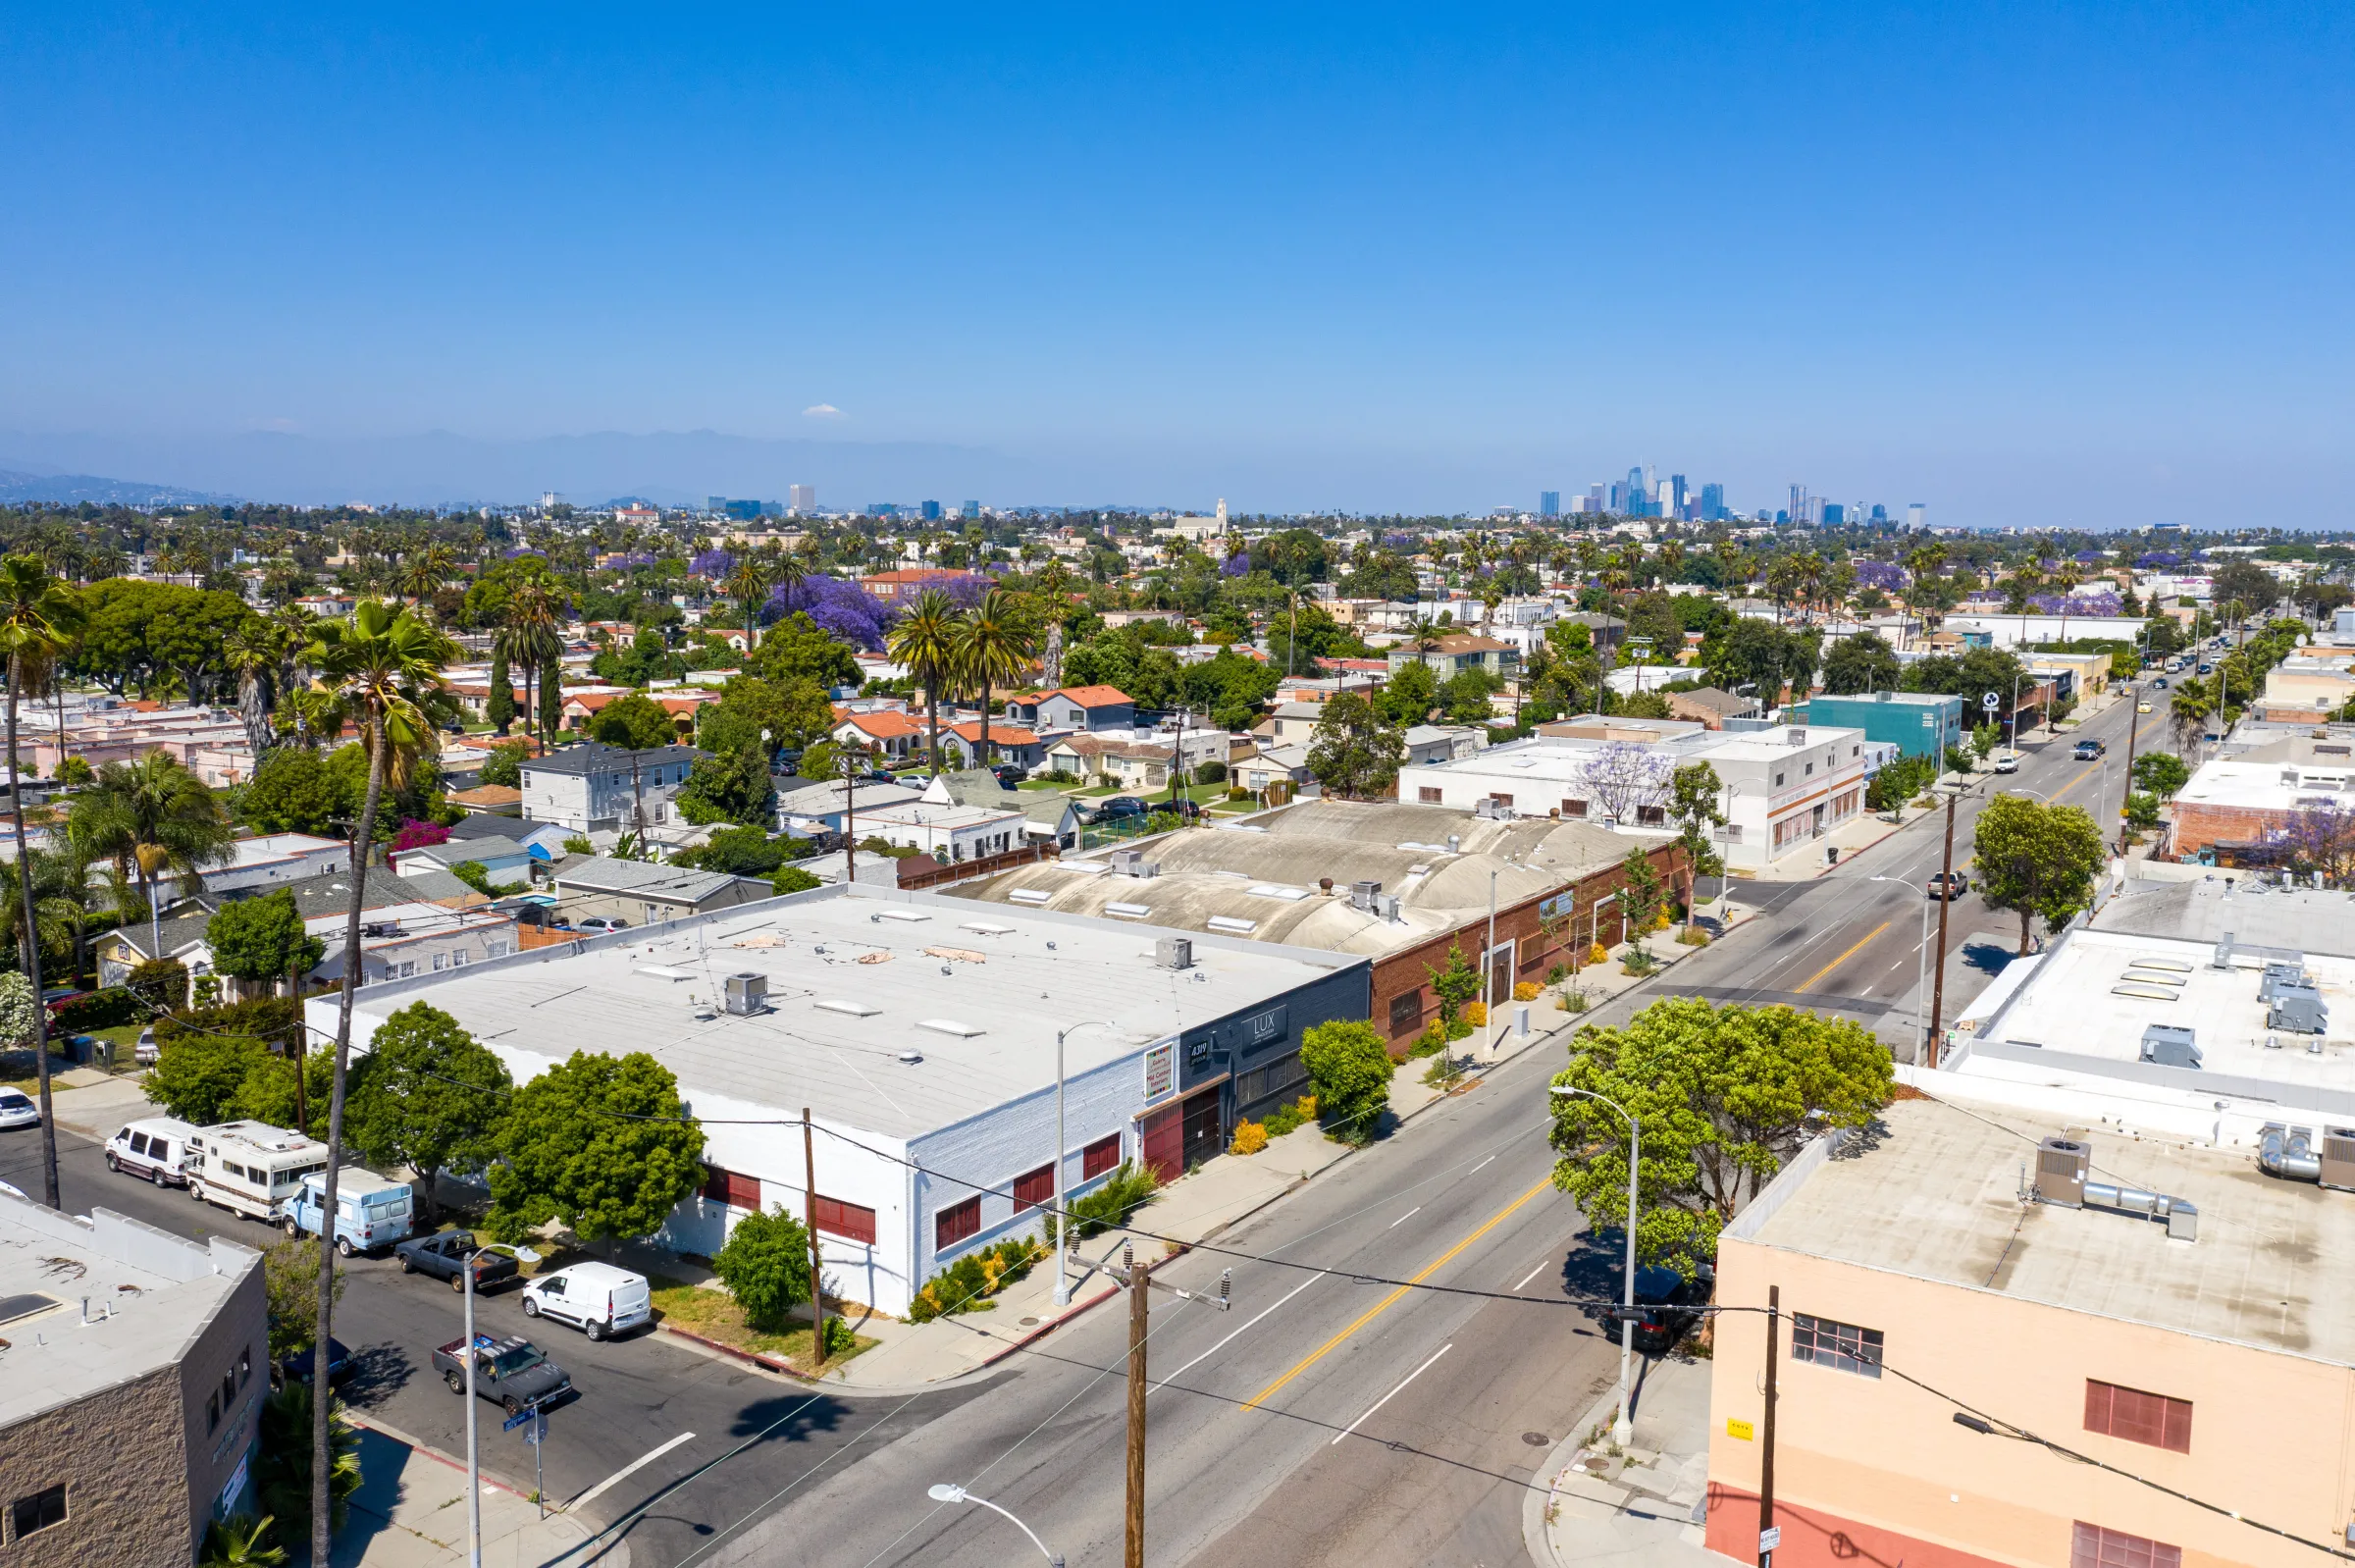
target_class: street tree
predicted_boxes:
[676,744,777,826]
[586,692,678,751]
[343,1002,514,1221]
[950,587,1036,764]
[206,891,325,1000]
[1421,942,1483,1036]
[1299,1019,1395,1144]
[145,1029,271,1125]
[1818,630,1900,695]
[262,1237,345,1361]
[2130,752,2191,800]
[1666,762,1726,932]
[1973,794,2109,955]
[238,747,351,836]
[488,1050,706,1246]
[1547,998,1893,1269]
[1615,847,1666,960]
[1305,691,1404,800]
[711,1206,815,1333]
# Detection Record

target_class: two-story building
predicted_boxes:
[1385,634,1519,682]
[522,742,704,832]
[1791,691,1964,761]
[1003,685,1137,733]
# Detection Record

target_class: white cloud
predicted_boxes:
[802,403,844,419]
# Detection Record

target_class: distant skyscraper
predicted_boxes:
[963,500,981,519]
[920,499,942,521]
[1823,503,1846,526]
[1701,483,1726,522]
[1907,502,1927,530]
[1627,466,1648,519]
[1670,474,1688,514]
[706,496,727,513]
[1788,483,1807,523]
[788,484,815,514]
[1540,491,1560,518]
[1588,484,1605,511]
[1608,482,1627,513]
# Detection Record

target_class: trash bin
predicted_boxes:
[90,1037,114,1071]
[1826,845,1840,866]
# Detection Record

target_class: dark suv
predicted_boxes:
[1626,1264,1714,1355]
[1088,796,1149,824]
[2073,739,2106,760]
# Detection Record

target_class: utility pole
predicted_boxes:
[288,954,306,1134]
[629,747,646,849]
[1927,787,1959,1067]
[804,1108,827,1370]
[1756,1283,1780,1568]
[2116,679,2143,855]
[1125,1243,1149,1568]
[841,749,857,886]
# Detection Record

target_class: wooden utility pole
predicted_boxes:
[288,953,307,1134]
[1125,1243,1149,1568]
[2116,683,2143,855]
[1757,1283,1780,1568]
[1926,789,1959,1067]
[804,1107,826,1370]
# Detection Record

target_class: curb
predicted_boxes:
[343,1410,533,1500]
[1522,1379,1637,1568]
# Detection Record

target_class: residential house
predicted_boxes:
[392,834,539,885]
[859,567,983,603]
[202,834,349,897]
[1384,634,1519,682]
[921,769,1079,850]
[1045,735,1175,792]
[1400,725,1485,766]
[1234,744,1312,793]
[549,856,773,924]
[1003,685,1137,733]
[775,776,925,841]
[521,743,703,832]
[831,708,927,762]
[934,720,1046,769]
[843,797,1029,864]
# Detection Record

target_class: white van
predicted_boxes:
[105,1117,199,1187]
[186,1121,331,1223]
[521,1262,653,1341]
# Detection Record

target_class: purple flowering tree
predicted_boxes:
[763,575,897,650]
[689,548,735,580]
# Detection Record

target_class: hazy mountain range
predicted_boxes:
[0,464,242,507]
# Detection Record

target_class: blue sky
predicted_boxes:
[3,4,2350,522]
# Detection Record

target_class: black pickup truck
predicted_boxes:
[395,1230,521,1293]
[432,1334,573,1417]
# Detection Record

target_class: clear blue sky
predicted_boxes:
[4,4,2350,523]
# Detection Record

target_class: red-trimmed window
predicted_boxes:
[935,1195,981,1250]
[702,1167,760,1210]
[1013,1165,1055,1212]
[812,1195,876,1245]
[1082,1134,1122,1178]
[2071,1522,2181,1568]
[2083,1381,2191,1453]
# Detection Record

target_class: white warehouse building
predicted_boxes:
[307,884,1366,1318]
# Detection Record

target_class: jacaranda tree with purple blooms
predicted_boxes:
[762,575,896,651]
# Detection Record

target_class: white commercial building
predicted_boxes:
[1394,716,1870,870]
[309,885,1366,1317]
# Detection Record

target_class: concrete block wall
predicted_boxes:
[0,1368,191,1565]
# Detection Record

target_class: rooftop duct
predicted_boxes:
[2259,1123,2323,1182]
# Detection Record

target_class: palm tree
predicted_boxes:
[723,556,773,649]
[951,589,1036,767]
[70,752,235,968]
[393,543,458,614]
[2051,561,2084,642]
[0,556,84,1207]
[886,589,962,773]
[299,599,457,1566]
[225,620,288,764]
[495,562,564,744]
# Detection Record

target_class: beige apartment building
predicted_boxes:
[1708,1095,2355,1568]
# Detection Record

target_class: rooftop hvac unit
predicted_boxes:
[1786,728,1807,746]
[2322,1127,2355,1192]
[1155,936,1193,971]
[2268,985,2329,1035]
[1349,879,1382,912]
[2259,1123,2323,1182]
[2259,960,2313,1003]
[2034,1137,2089,1207]
[2211,930,2236,970]
[1374,893,1401,920]
[1110,849,1142,872]
[723,971,768,1017]
[2138,1023,2202,1070]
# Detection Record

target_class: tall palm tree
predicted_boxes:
[951,589,1036,767]
[886,589,962,773]
[70,752,235,968]
[495,563,564,745]
[0,556,84,1208]
[299,599,457,1566]
[393,543,458,613]
[723,556,773,649]
[225,620,289,764]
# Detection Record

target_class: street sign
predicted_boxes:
[1980,693,1999,713]
[502,1406,539,1433]
[1759,1526,1783,1552]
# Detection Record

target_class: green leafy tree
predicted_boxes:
[238,747,352,836]
[55,755,92,786]
[261,1237,345,1361]
[587,692,679,751]
[2124,791,2161,831]
[771,864,822,895]
[488,1050,707,1245]
[671,824,790,875]
[538,653,564,737]
[744,610,861,690]
[675,744,777,827]
[1666,763,1726,929]
[477,738,532,790]
[146,1029,270,1124]
[486,646,516,734]
[1298,1019,1395,1144]
[1616,846,1665,959]
[1305,691,1404,800]
[1818,631,1900,695]
[1973,795,2108,955]
[1375,658,1439,728]
[1422,943,1482,1034]
[711,1205,815,1332]
[344,1002,514,1221]
[2131,751,2190,801]
[0,971,33,1048]
[1547,998,1893,1269]
[206,891,326,996]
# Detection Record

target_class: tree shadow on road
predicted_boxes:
[340,1341,415,1407]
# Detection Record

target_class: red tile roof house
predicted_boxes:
[936,720,1045,769]
[831,708,927,761]
[560,688,718,739]
[1003,685,1136,733]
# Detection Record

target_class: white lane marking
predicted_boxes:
[1330,1343,1453,1445]
[1151,1271,1320,1393]
[1887,959,1908,971]
[569,1431,697,1510]
[1514,1261,1552,1291]
[1470,1155,1496,1175]
[1389,1207,1422,1228]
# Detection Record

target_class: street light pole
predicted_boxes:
[926,1484,1065,1567]
[1551,1085,1640,1445]
[1053,1020,1121,1307]
[1871,876,1932,1064]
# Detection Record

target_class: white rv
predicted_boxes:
[185,1121,330,1223]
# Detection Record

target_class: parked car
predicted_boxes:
[2073,739,2107,759]
[135,1026,158,1066]
[574,915,630,933]
[992,763,1029,786]
[521,1262,653,1341]
[1164,797,1203,820]
[396,1229,522,1293]
[278,1167,415,1256]
[0,1088,38,1131]
[1627,1263,1714,1355]
[1926,870,1969,900]
[281,1335,354,1386]
[105,1116,198,1185]
[2154,677,2169,689]
[1088,796,1149,824]
[432,1333,573,1418]
[1991,751,2019,773]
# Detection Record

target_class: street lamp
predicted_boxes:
[1053,1020,1125,1307]
[1717,778,1768,916]
[1550,1084,1640,1446]
[463,1238,541,1565]
[926,1484,1065,1567]
[1870,876,1933,1065]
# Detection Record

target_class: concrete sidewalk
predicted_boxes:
[304,1420,623,1568]
[37,1068,156,1139]
[1524,1352,1733,1568]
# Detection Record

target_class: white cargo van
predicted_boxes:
[105,1117,199,1187]
[186,1121,330,1223]
[521,1262,653,1341]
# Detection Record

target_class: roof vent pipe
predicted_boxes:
[1446,834,1460,855]
[2212,931,2236,969]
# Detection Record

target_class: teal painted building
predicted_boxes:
[1795,691,1963,759]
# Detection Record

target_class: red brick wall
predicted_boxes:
[1369,840,1687,1055]
[2168,800,2292,858]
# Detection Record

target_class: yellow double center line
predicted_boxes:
[1240,1176,1553,1413]
[1794,921,1889,994]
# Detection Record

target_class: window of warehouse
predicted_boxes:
[2083,1380,2191,1453]
[2070,1523,2180,1568]
[702,1167,760,1210]
[935,1195,981,1250]
[1013,1165,1054,1212]
[1388,989,1425,1036]
[812,1195,876,1245]
[1790,1312,1882,1378]
[1082,1134,1123,1178]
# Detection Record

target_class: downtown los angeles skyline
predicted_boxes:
[4,4,2352,524]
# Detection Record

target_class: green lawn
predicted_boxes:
[648,1276,879,1373]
